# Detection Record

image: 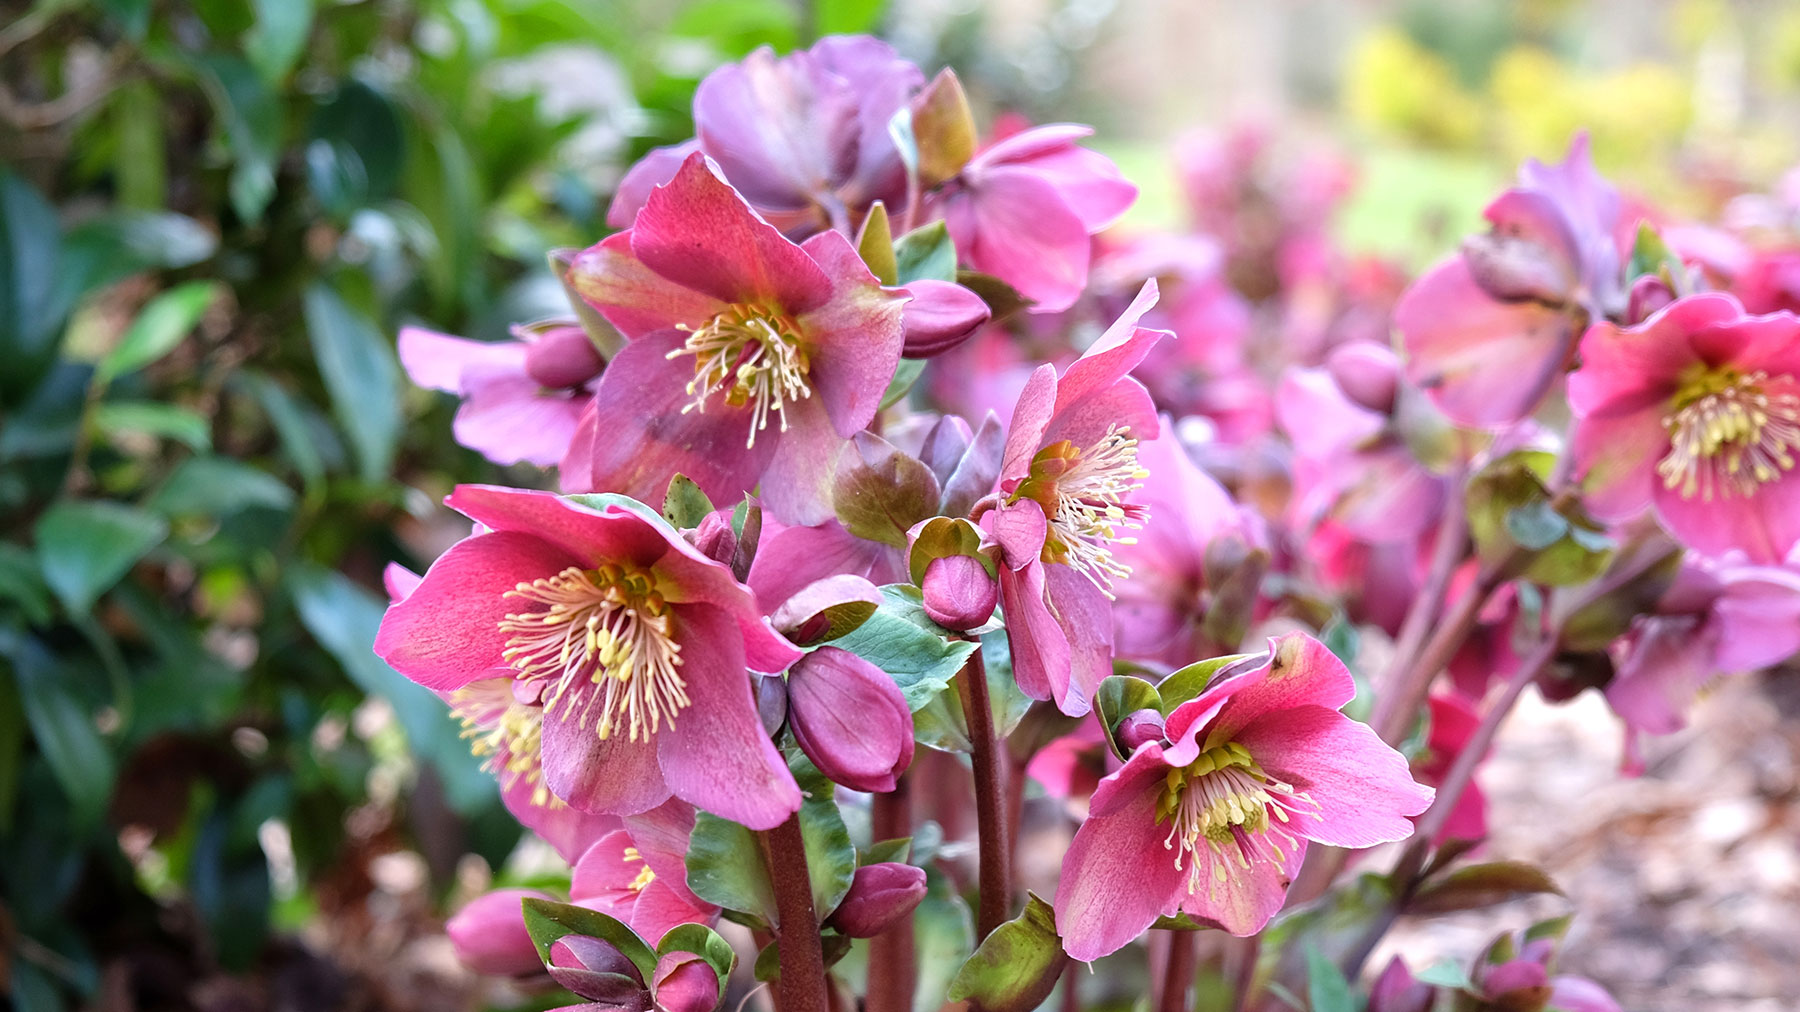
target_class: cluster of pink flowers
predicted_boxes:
[367,33,1800,1012]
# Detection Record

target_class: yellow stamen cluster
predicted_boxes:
[667,303,812,448]
[1010,424,1149,597]
[1658,368,1800,500]
[498,565,687,743]
[1157,742,1320,899]
[622,846,656,893]
[450,679,561,809]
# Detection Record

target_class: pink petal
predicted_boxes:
[570,830,645,908]
[1044,563,1114,717]
[607,141,701,230]
[630,153,833,311]
[1234,706,1433,848]
[1569,404,1665,521]
[1176,832,1304,937]
[797,229,908,436]
[631,879,717,945]
[786,646,913,793]
[693,48,856,216]
[541,709,673,816]
[748,521,897,616]
[757,394,844,527]
[383,563,422,603]
[621,800,709,908]
[1712,565,1800,671]
[986,142,1137,231]
[997,560,1066,704]
[1653,469,1800,564]
[943,170,1092,313]
[1054,750,1184,961]
[447,888,555,976]
[446,485,672,572]
[657,604,801,830]
[999,364,1060,482]
[1206,634,1358,743]
[453,375,589,468]
[397,326,526,394]
[1566,306,1709,419]
[570,233,730,341]
[501,776,619,865]
[986,497,1049,570]
[373,532,582,691]
[1276,367,1384,459]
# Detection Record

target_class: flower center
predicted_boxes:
[498,565,687,743]
[622,846,656,893]
[450,679,561,809]
[667,304,812,448]
[1009,423,1149,597]
[1156,742,1320,898]
[1658,368,1800,500]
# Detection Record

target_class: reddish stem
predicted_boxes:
[759,816,828,1012]
[958,649,1012,939]
[866,777,915,1012]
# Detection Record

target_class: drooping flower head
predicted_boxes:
[398,320,604,468]
[1054,634,1433,958]
[568,154,908,524]
[374,486,803,829]
[1569,292,1800,562]
[978,282,1167,716]
[572,800,719,945]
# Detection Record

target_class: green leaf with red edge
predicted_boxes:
[520,897,657,982]
[946,893,1068,1012]
[1407,860,1564,915]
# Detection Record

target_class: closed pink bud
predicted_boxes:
[921,553,997,631]
[652,953,723,1012]
[1625,273,1674,325]
[901,279,991,358]
[787,647,914,793]
[1367,958,1433,1012]
[1325,342,1400,414]
[1115,709,1165,752]
[826,862,927,938]
[446,889,552,977]
[688,511,738,565]
[524,326,605,390]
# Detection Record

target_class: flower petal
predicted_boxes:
[796,229,908,436]
[570,232,731,341]
[997,559,1066,704]
[541,708,673,816]
[1176,832,1306,937]
[1234,705,1433,848]
[398,327,526,394]
[446,485,673,572]
[453,375,590,469]
[1054,750,1184,961]
[943,170,1092,313]
[1044,563,1114,718]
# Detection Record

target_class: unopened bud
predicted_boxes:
[1625,274,1674,325]
[652,953,723,1012]
[826,862,928,938]
[1116,709,1166,752]
[548,935,649,1006]
[524,325,606,390]
[1326,342,1400,414]
[921,554,998,631]
[787,647,914,793]
[447,889,553,977]
[900,279,991,358]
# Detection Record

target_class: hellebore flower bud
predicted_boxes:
[652,953,724,1012]
[826,862,928,938]
[687,510,738,567]
[900,279,992,358]
[1325,342,1400,415]
[548,935,650,1008]
[447,889,554,977]
[1115,708,1166,752]
[1367,958,1434,1012]
[523,324,606,390]
[921,553,998,630]
[787,647,914,793]
[1625,273,1674,325]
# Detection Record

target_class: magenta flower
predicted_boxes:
[608,37,923,237]
[398,320,603,468]
[1568,293,1800,562]
[1412,694,1489,845]
[546,937,723,1012]
[1053,634,1432,957]
[568,153,908,524]
[571,800,718,944]
[785,646,914,793]
[374,485,803,829]
[1394,134,1623,427]
[978,282,1167,716]
[933,124,1137,312]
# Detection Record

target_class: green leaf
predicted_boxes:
[1466,451,1614,586]
[234,371,325,485]
[829,586,978,712]
[833,432,940,548]
[1407,860,1563,916]
[795,758,858,918]
[193,55,280,222]
[33,500,167,612]
[1095,674,1163,761]
[0,543,54,626]
[6,636,115,828]
[913,869,975,1012]
[148,456,296,517]
[879,357,927,411]
[1503,499,1568,551]
[0,668,24,832]
[0,170,66,403]
[303,285,402,482]
[956,270,1033,320]
[1627,221,1678,284]
[1156,653,1257,716]
[521,897,658,981]
[245,0,314,83]
[947,893,1068,1012]
[860,836,912,866]
[1305,941,1358,1012]
[816,0,886,34]
[61,210,217,293]
[1413,959,1474,989]
[655,922,737,989]
[94,401,211,452]
[910,70,977,188]
[857,202,898,286]
[112,81,165,209]
[98,281,223,382]
[662,474,716,530]
[893,222,957,285]
[686,811,777,923]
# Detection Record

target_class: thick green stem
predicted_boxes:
[957,649,1011,939]
[759,816,828,1012]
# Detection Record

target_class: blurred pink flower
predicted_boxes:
[1412,694,1489,845]
[1569,292,1800,563]
[978,282,1166,716]
[374,486,803,829]
[1734,247,1800,316]
[447,888,554,977]
[1053,634,1432,957]
[933,125,1137,312]
[399,320,602,468]
[569,153,908,524]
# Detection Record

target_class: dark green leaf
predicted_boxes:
[521,897,658,981]
[34,500,167,612]
[98,281,223,382]
[1627,222,1677,284]
[245,0,314,83]
[0,170,65,403]
[303,285,402,482]
[947,893,1067,1012]
[685,811,776,923]
[894,222,957,285]
[0,543,54,626]
[194,55,280,222]
[149,456,296,517]
[235,371,325,485]
[61,210,217,293]
[794,759,857,918]
[93,402,212,452]
[7,637,115,827]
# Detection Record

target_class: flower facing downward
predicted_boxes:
[375,486,803,830]
[1053,634,1432,959]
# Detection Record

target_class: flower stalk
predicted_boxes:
[866,777,916,1012]
[957,648,1012,939]
[760,815,829,1012]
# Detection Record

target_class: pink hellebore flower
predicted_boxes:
[447,887,555,977]
[571,800,719,944]
[568,153,908,525]
[1469,936,1623,1012]
[373,485,804,829]
[785,646,915,793]
[608,36,923,238]
[399,320,604,468]
[979,282,1168,716]
[1053,634,1433,958]
[934,125,1138,313]
[547,937,723,1012]
[1395,133,1623,427]
[1568,293,1800,563]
